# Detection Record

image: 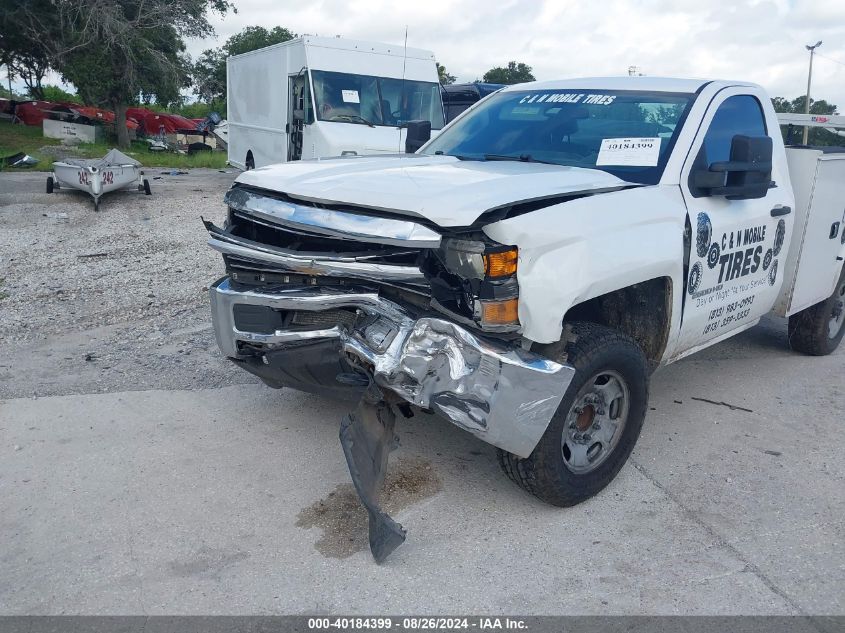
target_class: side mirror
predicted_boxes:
[691,135,774,200]
[405,120,431,153]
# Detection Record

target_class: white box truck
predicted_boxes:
[226,36,446,169]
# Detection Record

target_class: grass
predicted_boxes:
[0,119,229,171]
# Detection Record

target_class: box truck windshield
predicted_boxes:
[311,70,445,130]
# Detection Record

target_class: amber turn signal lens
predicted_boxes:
[479,298,520,325]
[483,248,518,277]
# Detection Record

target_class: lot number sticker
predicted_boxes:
[596,137,661,166]
[341,90,360,104]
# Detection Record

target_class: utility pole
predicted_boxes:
[803,41,822,145]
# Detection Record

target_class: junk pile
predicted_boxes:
[5,100,227,154]
[1,152,39,168]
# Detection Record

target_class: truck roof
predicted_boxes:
[500,76,758,94]
[227,35,435,61]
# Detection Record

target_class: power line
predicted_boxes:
[816,52,845,68]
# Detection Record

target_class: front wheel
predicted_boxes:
[498,322,649,507]
[143,178,151,195]
[46,176,54,194]
[788,266,845,356]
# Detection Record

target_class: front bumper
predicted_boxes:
[210,277,575,457]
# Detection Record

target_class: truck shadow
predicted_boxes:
[685,313,798,361]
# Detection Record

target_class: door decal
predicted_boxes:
[696,212,712,258]
[687,210,787,338]
[773,219,786,256]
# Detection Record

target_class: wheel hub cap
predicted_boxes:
[562,370,630,474]
[576,405,596,431]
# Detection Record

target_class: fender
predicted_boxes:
[483,185,686,358]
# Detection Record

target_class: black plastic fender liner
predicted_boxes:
[339,384,406,563]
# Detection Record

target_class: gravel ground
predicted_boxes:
[0,169,257,398]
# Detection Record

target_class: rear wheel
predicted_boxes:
[788,266,845,355]
[498,322,649,507]
[245,151,255,170]
[46,176,54,194]
[143,178,151,195]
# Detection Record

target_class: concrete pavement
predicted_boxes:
[1,316,843,615]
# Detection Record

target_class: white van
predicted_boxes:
[226,36,446,169]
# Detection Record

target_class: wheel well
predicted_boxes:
[562,277,672,368]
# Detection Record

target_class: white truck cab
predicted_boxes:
[206,77,845,562]
[226,36,445,169]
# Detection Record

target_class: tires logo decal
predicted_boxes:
[762,248,773,271]
[707,243,721,269]
[696,212,712,258]
[773,219,786,257]
[768,259,779,286]
[688,261,703,295]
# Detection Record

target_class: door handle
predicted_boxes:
[770,206,791,217]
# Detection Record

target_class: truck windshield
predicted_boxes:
[421,89,695,184]
[311,70,445,130]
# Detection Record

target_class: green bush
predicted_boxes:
[36,85,84,104]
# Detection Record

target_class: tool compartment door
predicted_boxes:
[785,153,845,314]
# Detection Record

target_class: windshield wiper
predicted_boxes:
[328,114,376,128]
[483,153,560,166]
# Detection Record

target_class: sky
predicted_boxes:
[12,0,845,108]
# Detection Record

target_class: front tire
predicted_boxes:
[46,176,54,194]
[498,322,649,507]
[143,178,151,195]
[788,266,845,356]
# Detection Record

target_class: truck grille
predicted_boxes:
[232,303,357,334]
[218,185,439,294]
[229,211,421,266]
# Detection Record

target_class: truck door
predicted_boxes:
[675,89,795,354]
[288,70,311,161]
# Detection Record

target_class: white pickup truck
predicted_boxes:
[205,77,845,562]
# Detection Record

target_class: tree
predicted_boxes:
[193,25,296,102]
[0,4,53,100]
[4,0,234,147]
[39,84,83,103]
[482,61,535,84]
[8,54,50,100]
[437,63,456,85]
[771,95,839,146]
[224,25,296,57]
[193,49,227,104]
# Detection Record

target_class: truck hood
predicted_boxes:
[234,155,632,227]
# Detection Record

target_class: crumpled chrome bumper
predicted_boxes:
[210,277,574,458]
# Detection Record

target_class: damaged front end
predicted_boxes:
[207,185,575,561]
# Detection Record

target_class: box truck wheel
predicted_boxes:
[46,176,54,194]
[245,151,255,170]
[497,322,649,507]
[788,266,845,356]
